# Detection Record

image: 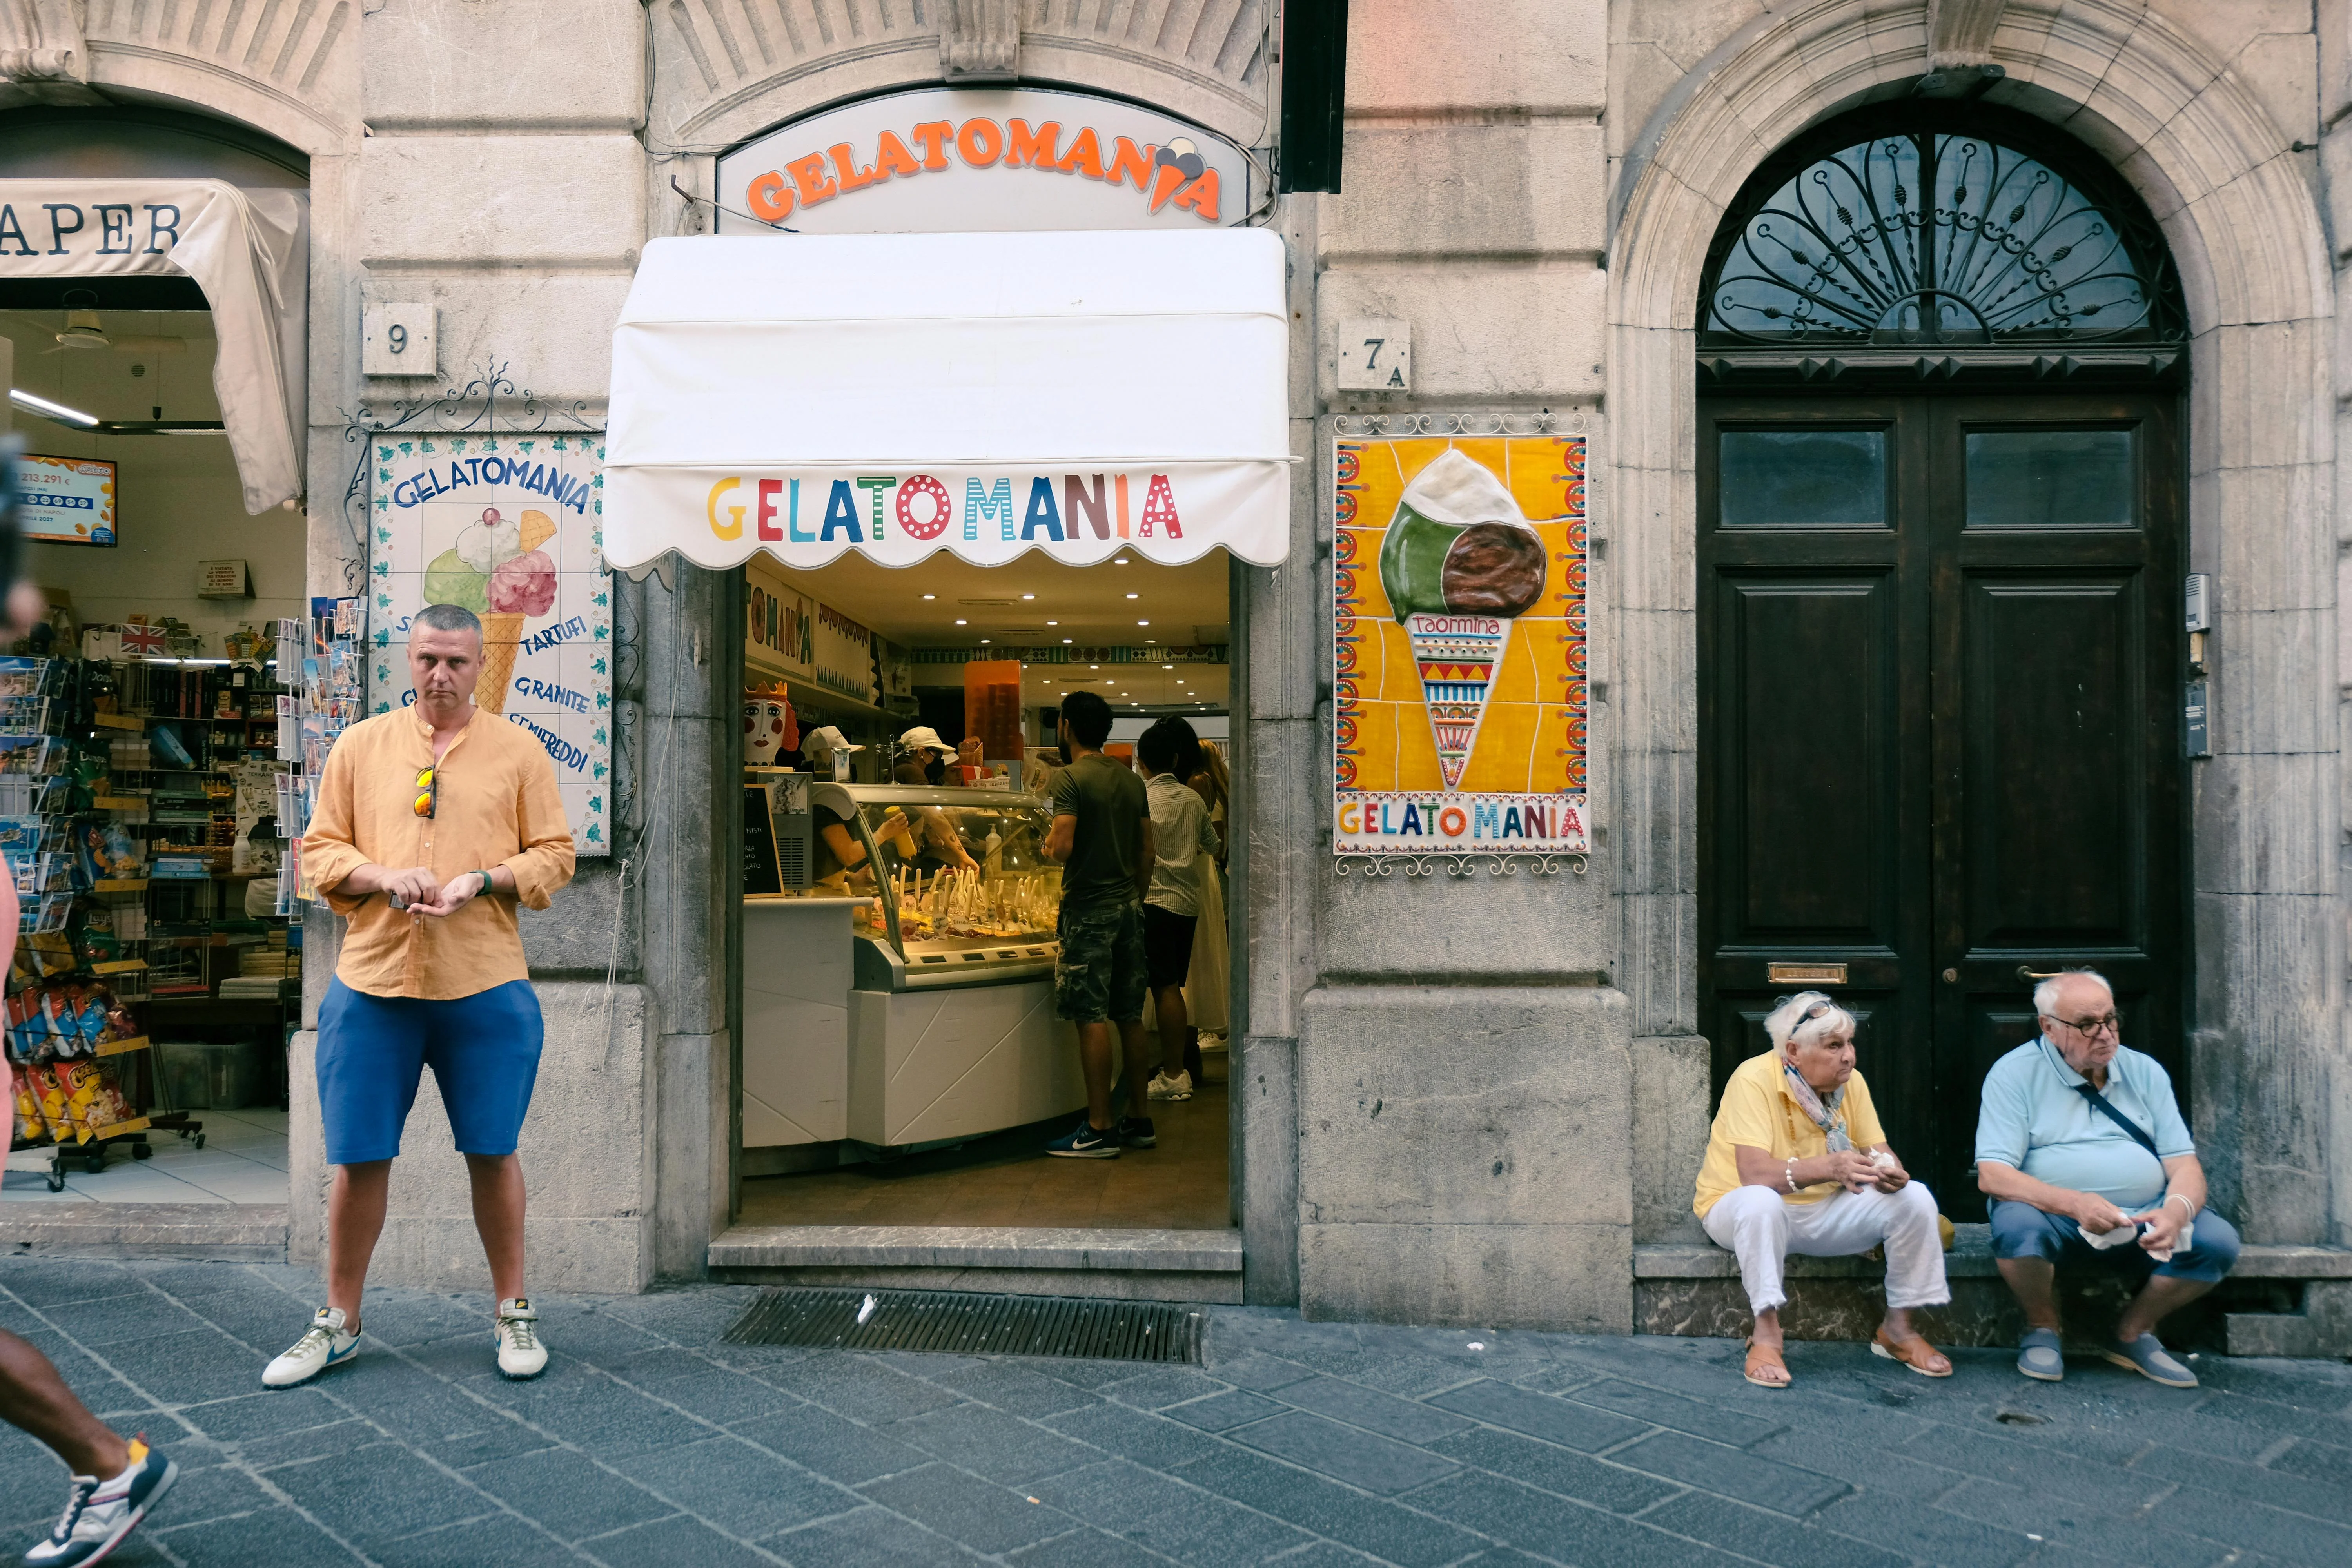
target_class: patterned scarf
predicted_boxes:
[1780,1055,1853,1152]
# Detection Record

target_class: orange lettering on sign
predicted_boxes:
[873,130,923,180]
[1006,119,1063,169]
[746,172,793,222]
[1057,127,1107,180]
[830,143,882,193]
[909,122,954,170]
[786,152,837,207]
[957,118,1005,167]
[1171,167,1222,222]
[1107,137,1154,192]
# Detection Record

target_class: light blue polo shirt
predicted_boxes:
[1974,1036,2195,1211]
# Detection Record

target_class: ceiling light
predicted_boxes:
[980,638,991,643]
[1090,664,1099,669]
[1125,593,1139,600]
[955,619,967,626]
[1046,620,1058,626]
[922,593,935,600]
[9,388,98,428]
[1022,593,1035,600]
[1163,664,1173,670]
[1114,558,1130,565]
[1137,620,1149,626]
[1062,637,1073,644]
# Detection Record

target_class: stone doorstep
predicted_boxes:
[1635,1229,2352,1357]
[707,1224,1244,1272]
[706,1225,1247,1305]
[1,1202,289,1263]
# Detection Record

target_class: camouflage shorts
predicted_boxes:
[1054,902,1148,1024]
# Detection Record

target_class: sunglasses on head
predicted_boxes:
[413,766,436,819]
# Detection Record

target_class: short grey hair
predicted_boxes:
[1764,990,1855,1054]
[413,603,483,641]
[2033,969,2112,1019]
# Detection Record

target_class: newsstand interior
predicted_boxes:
[734,547,1234,1230]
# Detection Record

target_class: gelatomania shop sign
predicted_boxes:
[714,86,1248,233]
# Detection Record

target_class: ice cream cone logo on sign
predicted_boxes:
[1376,450,1548,791]
[423,507,561,715]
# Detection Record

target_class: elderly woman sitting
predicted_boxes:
[1693,992,1952,1387]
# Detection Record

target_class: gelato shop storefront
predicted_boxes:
[604,220,1289,1296]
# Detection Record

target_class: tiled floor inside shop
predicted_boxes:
[1,1105,288,1204]
[739,1053,1230,1230]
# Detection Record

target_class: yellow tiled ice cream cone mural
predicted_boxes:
[1333,436,1588,856]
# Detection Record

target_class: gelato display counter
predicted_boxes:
[741,781,1095,1156]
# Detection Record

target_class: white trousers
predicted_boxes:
[1702,1181,1951,1314]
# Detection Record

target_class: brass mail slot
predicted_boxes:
[1768,962,1848,985]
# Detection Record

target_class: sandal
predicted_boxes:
[1871,1325,1953,1377]
[1744,1337,1791,1388]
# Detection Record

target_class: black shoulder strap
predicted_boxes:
[2072,1082,2162,1162]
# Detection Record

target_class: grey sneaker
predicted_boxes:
[2016,1327,2063,1381]
[494,1298,548,1380]
[2102,1332,2196,1388]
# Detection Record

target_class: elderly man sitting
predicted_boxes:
[1695,992,1951,1388]
[1976,970,2239,1388]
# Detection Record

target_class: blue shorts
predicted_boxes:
[316,978,544,1165]
[1989,1198,2241,1285]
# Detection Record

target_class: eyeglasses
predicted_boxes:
[2049,1012,2120,1037]
[412,766,437,819]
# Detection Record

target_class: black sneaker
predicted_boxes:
[1046,1117,1119,1158]
[1117,1116,1157,1149]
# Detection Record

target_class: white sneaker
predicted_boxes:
[1148,1069,1194,1101]
[262,1307,360,1389]
[24,1436,175,1567]
[494,1298,547,1379]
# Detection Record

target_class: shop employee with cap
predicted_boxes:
[280,603,576,1389]
[805,724,918,886]
[895,726,982,873]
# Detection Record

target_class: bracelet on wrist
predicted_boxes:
[2166,1192,2196,1218]
[1784,1157,1800,1194]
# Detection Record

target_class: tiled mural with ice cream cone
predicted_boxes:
[368,433,612,857]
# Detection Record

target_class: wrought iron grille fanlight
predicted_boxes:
[1701,124,2185,349]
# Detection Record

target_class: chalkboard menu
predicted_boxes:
[743,783,784,896]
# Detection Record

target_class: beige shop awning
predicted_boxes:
[603,227,1292,573]
[0,178,307,514]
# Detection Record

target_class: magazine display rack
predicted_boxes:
[4,648,299,1191]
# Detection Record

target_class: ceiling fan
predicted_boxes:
[3,308,189,355]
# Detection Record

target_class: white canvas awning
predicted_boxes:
[0,179,307,514]
[604,227,1290,572]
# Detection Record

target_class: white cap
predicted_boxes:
[899,725,952,754]
[803,724,861,757]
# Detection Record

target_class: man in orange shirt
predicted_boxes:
[277,604,575,1388]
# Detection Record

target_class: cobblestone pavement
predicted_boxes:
[3,1259,2349,1567]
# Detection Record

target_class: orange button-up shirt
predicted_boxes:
[301,707,576,1000]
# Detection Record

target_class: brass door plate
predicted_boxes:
[1768,962,1848,985]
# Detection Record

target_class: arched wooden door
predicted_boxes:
[1692,107,2191,1218]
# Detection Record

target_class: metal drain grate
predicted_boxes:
[722,1287,1204,1364]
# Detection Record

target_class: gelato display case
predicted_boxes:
[742,781,1096,1158]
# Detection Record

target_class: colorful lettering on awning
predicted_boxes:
[704,471,1182,548]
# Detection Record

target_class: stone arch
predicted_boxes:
[79,2,359,158]
[1607,0,2338,1244]
[654,1,1272,153]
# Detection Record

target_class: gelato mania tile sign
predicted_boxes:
[1332,437,1589,858]
[369,433,612,857]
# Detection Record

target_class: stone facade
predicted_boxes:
[6,0,2345,1326]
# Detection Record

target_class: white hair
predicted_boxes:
[1764,990,1855,1054]
[2033,969,2112,1019]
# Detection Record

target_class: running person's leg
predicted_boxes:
[4,1330,176,1566]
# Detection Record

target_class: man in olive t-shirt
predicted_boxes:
[1042,691,1156,1158]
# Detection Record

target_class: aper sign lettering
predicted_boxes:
[715,86,1249,234]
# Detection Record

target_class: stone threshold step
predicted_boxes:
[709,1225,1242,1272]
[3,1202,288,1262]
[1636,1227,2352,1283]
[708,1226,1246,1305]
